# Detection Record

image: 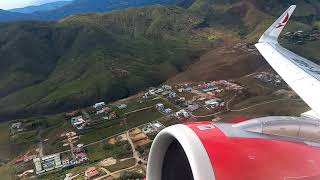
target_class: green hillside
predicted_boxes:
[0,0,319,120]
[0,5,210,120]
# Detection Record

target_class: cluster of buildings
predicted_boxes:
[69,101,120,130]
[194,81,243,109]
[71,144,88,165]
[285,31,305,44]
[70,115,86,130]
[205,98,225,109]
[33,132,89,175]
[142,121,165,135]
[155,103,172,114]
[254,72,283,86]
[84,167,99,179]
[186,103,200,112]
[66,110,86,129]
[143,85,173,98]
[11,122,24,134]
[174,97,188,107]
[175,109,190,119]
[94,102,119,120]
[96,106,112,115]
[172,80,243,112]
[61,132,88,167]
[33,153,62,175]
[284,30,320,44]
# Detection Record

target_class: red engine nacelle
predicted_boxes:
[147,122,216,180]
[146,118,320,180]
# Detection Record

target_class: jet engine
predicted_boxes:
[146,117,320,180]
[146,122,216,180]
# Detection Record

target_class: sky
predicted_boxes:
[0,0,73,10]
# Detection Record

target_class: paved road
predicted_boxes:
[190,111,222,118]
[126,131,147,164]
[99,167,114,178]
[226,94,237,111]
[38,128,44,157]
[123,106,153,116]
[94,164,139,180]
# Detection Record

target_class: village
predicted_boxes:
[10,78,253,180]
[284,28,320,45]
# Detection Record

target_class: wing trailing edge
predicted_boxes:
[255,5,320,119]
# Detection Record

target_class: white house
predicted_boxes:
[96,110,104,114]
[168,92,177,98]
[156,103,165,111]
[155,88,164,94]
[164,108,172,114]
[175,109,189,118]
[117,104,127,109]
[93,102,105,109]
[162,85,172,90]
[71,116,86,130]
[205,98,221,106]
[11,122,22,129]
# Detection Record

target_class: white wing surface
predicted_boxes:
[255,5,320,119]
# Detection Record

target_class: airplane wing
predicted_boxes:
[255,5,320,119]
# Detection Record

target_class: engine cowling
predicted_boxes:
[146,122,216,180]
[146,117,320,180]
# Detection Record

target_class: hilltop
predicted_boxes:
[0,0,320,120]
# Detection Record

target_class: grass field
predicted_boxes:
[217,75,309,120]
[41,117,73,155]
[85,142,110,162]
[106,158,136,172]
[220,98,307,120]
[0,162,15,180]
[80,108,163,145]
[0,122,10,162]
[0,122,14,180]
[85,140,133,163]
[9,114,72,156]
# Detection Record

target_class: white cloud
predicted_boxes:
[0,0,73,10]
[0,0,35,10]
